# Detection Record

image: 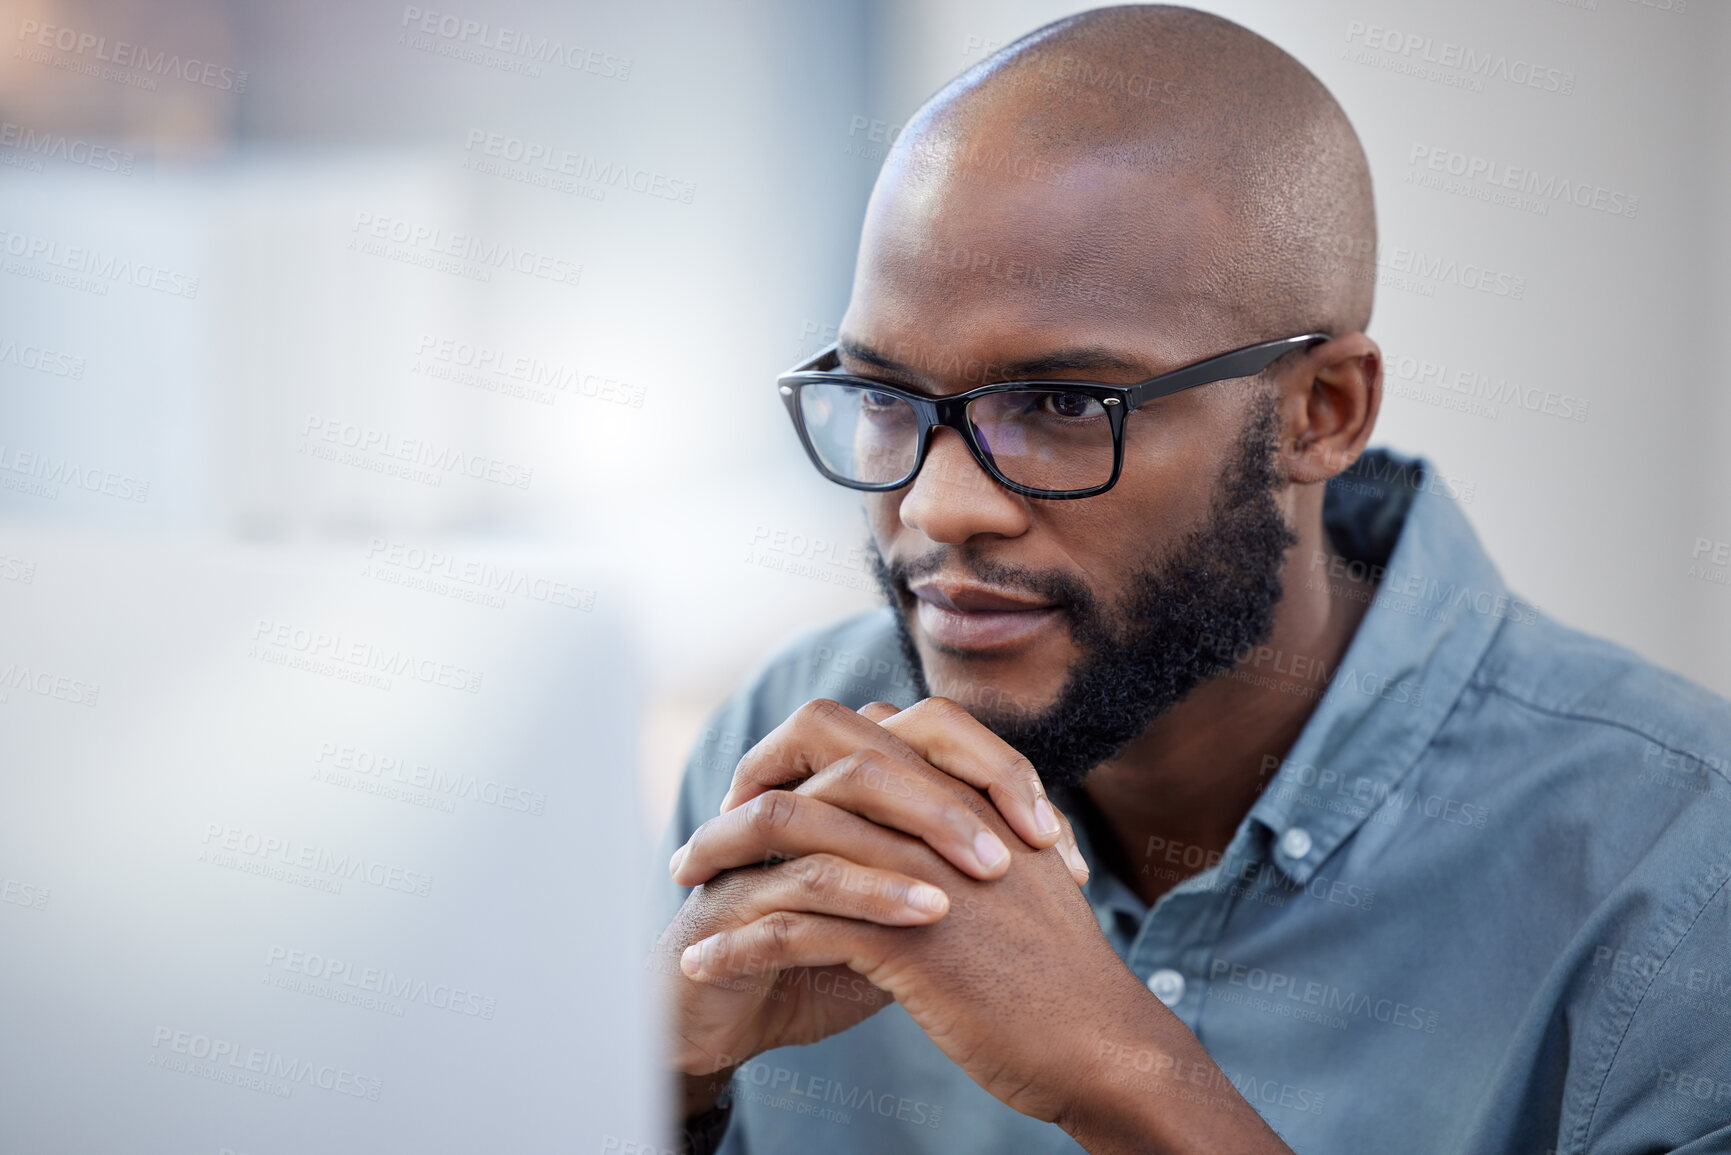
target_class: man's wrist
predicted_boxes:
[1054,994,1293,1155]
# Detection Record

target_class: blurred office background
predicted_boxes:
[0,0,1726,1149]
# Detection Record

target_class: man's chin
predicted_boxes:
[914,645,1068,722]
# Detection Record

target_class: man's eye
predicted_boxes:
[1041,392,1103,419]
[861,390,902,410]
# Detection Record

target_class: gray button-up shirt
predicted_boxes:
[662,450,1731,1154]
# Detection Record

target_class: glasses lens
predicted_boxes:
[797,382,920,486]
[966,389,1115,493]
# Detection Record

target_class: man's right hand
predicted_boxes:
[655,697,1086,1116]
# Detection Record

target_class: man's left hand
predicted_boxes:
[672,699,1292,1152]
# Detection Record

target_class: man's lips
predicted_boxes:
[907,580,1063,652]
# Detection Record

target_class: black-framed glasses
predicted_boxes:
[777,332,1328,499]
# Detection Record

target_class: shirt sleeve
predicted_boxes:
[1576,860,1731,1154]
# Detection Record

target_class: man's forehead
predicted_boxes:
[850,152,1233,355]
[865,152,1222,265]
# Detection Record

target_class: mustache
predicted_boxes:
[867,542,1096,615]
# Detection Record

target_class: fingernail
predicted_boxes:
[668,844,687,877]
[974,830,1009,870]
[1033,797,1060,838]
[680,940,706,978]
[1066,842,1089,877]
[907,883,948,913]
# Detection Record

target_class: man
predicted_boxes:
[657,6,1731,1153]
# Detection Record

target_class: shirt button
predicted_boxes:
[1147,968,1186,1007]
[1280,827,1313,860]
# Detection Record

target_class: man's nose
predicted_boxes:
[896,428,1030,544]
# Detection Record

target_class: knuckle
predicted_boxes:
[745,790,800,839]
[826,750,872,790]
[788,854,836,896]
[727,755,766,794]
[914,695,969,724]
[1004,753,1040,790]
[798,697,848,726]
[762,910,797,955]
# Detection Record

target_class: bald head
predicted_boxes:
[868,4,1376,343]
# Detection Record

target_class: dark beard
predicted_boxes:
[870,388,1297,793]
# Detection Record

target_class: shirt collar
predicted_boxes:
[1244,449,1510,884]
[1071,449,1512,920]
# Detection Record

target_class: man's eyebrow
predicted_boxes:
[836,337,1154,383]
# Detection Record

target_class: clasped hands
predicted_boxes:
[660,696,1167,1135]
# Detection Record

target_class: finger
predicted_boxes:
[680,910,892,987]
[729,853,949,927]
[716,699,1015,880]
[1049,803,1089,886]
[857,700,900,724]
[795,748,1015,880]
[876,697,1086,878]
[672,788,980,886]
[720,697,922,814]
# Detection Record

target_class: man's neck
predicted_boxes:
[1080,513,1378,909]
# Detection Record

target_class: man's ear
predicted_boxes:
[1277,333,1382,485]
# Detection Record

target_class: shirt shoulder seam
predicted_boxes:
[1571,859,1731,1153]
[1474,681,1731,792]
